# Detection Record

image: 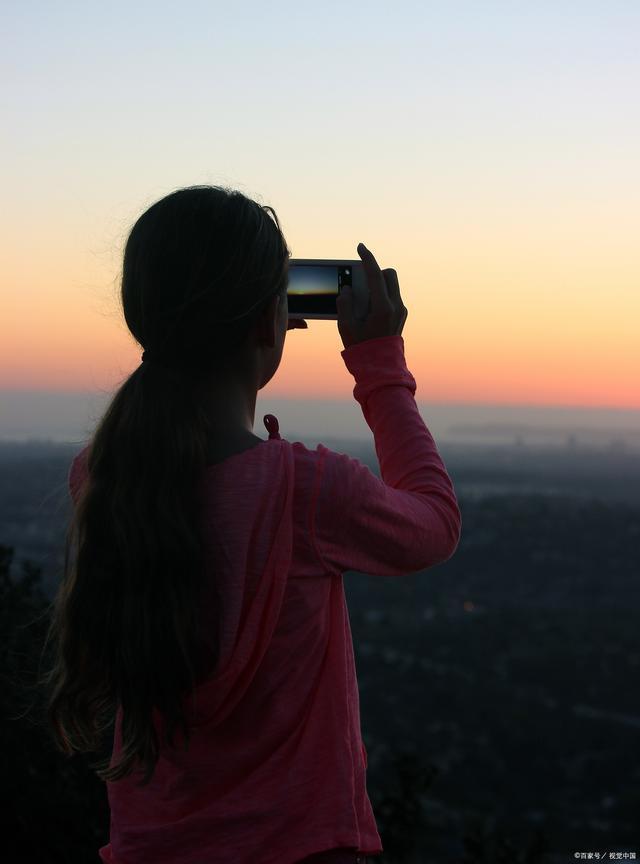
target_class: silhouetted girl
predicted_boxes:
[42,185,461,864]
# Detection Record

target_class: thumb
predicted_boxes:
[337,285,352,312]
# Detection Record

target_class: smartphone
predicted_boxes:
[287,259,369,321]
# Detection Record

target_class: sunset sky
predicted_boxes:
[3,1,639,410]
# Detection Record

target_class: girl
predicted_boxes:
[43,185,462,864]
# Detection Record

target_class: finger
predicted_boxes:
[357,243,390,313]
[382,268,401,304]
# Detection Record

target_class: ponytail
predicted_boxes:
[38,185,290,786]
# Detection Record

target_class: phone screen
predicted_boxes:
[287,264,352,316]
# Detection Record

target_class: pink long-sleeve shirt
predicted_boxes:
[68,335,462,864]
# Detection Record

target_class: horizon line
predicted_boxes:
[1,388,639,414]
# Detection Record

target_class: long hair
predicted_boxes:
[39,185,290,787]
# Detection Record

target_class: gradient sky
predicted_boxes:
[3,0,639,409]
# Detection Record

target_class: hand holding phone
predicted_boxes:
[287,244,407,349]
[336,243,407,350]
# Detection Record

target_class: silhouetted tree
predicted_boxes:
[1,543,109,864]
[460,812,548,864]
[367,745,439,862]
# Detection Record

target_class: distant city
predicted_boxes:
[1,433,639,601]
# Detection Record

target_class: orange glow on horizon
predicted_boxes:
[2,235,639,410]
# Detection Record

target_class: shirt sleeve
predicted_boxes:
[310,335,462,577]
